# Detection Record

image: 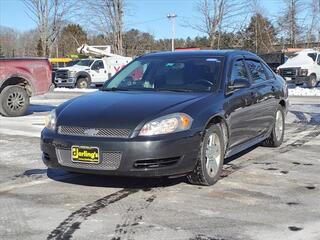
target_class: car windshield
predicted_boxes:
[102,56,223,92]
[75,59,94,67]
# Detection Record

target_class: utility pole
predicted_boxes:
[167,13,177,51]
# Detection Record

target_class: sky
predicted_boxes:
[0,0,289,39]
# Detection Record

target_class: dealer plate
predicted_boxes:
[72,146,99,164]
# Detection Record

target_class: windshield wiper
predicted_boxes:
[156,88,194,92]
[101,87,129,91]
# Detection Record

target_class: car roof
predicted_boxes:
[142,50,258,58]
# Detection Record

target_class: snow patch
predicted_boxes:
[288,87,320,97]
[54,87,98,93]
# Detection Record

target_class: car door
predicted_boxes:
[90,60,107,83]
[224,57,258,148]
[244,59,277,137]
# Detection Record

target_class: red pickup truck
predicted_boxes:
[0,58,52,117]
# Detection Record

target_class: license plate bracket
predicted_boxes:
[71,146,100,164]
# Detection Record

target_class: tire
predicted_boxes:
[263,105,285,147]
[187,124,225,186]
[76,78,90,89]
[306,74,317,88]
[0,85,30,117]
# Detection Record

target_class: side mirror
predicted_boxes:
[228,78,250,91]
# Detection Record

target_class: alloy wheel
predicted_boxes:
[205,133,221,177]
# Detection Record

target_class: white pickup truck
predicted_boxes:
[277,49,320,88]
[54,57,132,88]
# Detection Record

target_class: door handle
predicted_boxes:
[271,86,276,92]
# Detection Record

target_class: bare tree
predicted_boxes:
[23,0,76,57]
[306,0,320,47]
[278,0,304,48]
[83,0,125,55]
[191,0,247,49]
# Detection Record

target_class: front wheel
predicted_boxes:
[187,124,225,186]
[263,105,285,147]
[306,74,317,88]
[0,85,30,117]
[76,78,90,89]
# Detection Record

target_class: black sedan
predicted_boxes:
[41,50,288,186]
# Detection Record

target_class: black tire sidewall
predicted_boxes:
[200,125,225,185]
[0,86,29,117]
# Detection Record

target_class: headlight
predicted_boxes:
[139,113,193,136]
[69,70,77,77]
[44,109,56,131]
[300,69,308,76]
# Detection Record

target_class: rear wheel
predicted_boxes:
[76,78,90,89]
[263,105,285,147]
[0,85,29,117]
[187,124,225,186]
[306,74,317,88]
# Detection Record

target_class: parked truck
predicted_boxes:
[0,58,52,117]
[277,49,320,88]
[54,45,132,88]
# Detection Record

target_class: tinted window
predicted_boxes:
[230,60,248,83]
[308,53,317,61]
[262,63,275,79]
[246,60,267,83]
[317,55,320,65]
[76,59,94,67]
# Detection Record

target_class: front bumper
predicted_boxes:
[283,75,309,84]
[54,77,76,87]
[41,128,201,177]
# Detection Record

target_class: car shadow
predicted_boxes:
[224,144,259,164]
[46,168,186,189]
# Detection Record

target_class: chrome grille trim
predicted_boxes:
[58,126,131,138]
[56,148,122,170]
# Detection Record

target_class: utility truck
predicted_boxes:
[277,49,320,88]
[54,45,132,88]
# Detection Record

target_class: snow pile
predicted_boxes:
[288,87,320,97]
[54,87,98,93]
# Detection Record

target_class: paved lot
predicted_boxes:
[0,92,319,240]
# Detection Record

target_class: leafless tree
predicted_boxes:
[278,0,304,48]
[23,0,76,57]
[191,0,247,49]
[306,0,320,47]
[83,0,125,55]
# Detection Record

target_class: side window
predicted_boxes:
[262,63,275,79]
[92,60,104,69]
[245,60,267,83]
[317,54,320,65]
[308,53,317,62]
[230,59,249,83]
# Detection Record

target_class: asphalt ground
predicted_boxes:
[0,92,319,240]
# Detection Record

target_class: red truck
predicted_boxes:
[0,58,52,117]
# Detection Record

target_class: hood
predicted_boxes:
[56,91,207,130]
[58,65,90,71]
[278,52,315,69]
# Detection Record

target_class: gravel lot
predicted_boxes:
[0,92,319,240]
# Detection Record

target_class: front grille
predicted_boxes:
[281,68,299,77]
[58,126,131,138]
[133,157,180,169]
[56,148,122,170]
[55,70,69,79]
